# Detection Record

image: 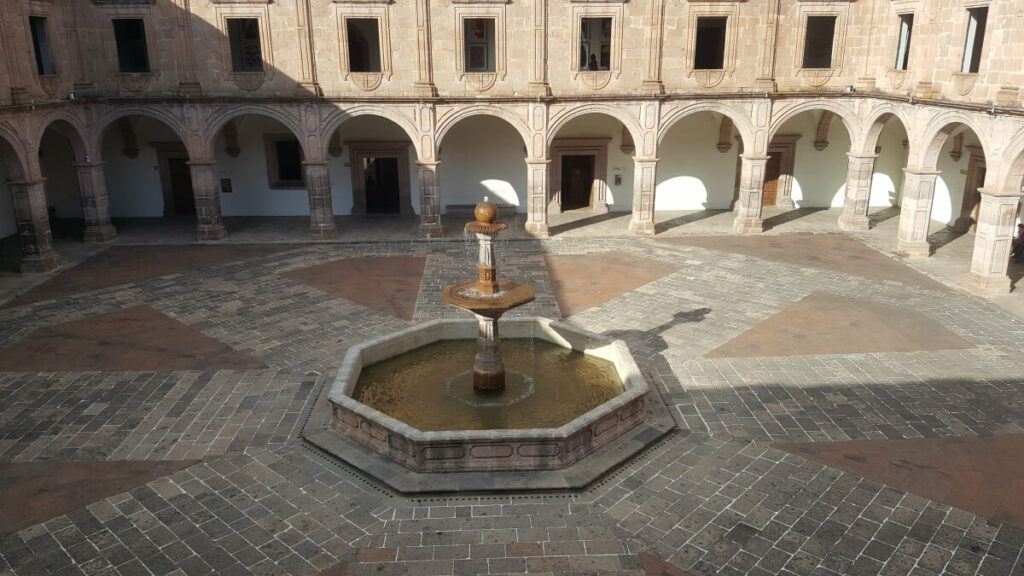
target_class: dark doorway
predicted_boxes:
[561,155,595,211]
[167,157,196,216]
[364,157,400,214]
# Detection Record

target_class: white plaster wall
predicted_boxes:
[439,116,526,212]
[656,113,740,211]
[931,130,980,226]
[786,112,851,208]
[553,114,634,212]
[0,164,15,238]
[328,116,420,215]
[102,118,179,217]
[40,130,83,219]
[870,121,909,207]
[216,116,311,217]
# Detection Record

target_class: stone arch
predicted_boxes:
[435,106,531,152]
[860,104,913,156]
[320,106,421,158]
[547,104,643,150]
[999,124,1024,194]
[657,102,755,152]
[919,112,989,170]
[204,104,307,157]
[35,111,91,161]
[768,99,859,147]
[92,107,191,161]
[0,122,30,180]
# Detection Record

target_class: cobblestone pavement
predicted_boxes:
[2,234,1024,576]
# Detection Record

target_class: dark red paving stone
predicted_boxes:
[657,234,949,291]
[0,460,197,536]
[705,292,974,358]
[280,256,426,321]
[6,244,295,308]
[0,305,265,372]
[640,552,693,575]
[775,434,1024,529]
[544,252,680,317]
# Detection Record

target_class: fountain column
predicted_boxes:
[473,315,505,392]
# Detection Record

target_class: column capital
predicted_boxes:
[416,160,441,168]
[740,154,771,162]
[526,158,550,166]
[633,157,659,164]
[847,153,879,161]
[977,187,1024,199]
[71,161,105,169]
[301,160,330,168]
[7,178,45,187]
[903,166,942,176]
[186,160,216,168]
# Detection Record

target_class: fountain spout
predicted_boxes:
[442,200,535,393]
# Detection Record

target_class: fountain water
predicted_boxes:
[441,200,535,392]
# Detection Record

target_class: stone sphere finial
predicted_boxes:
[474,199,498,225]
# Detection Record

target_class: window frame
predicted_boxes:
[28,15,57,77]
[263,134,306,190]
[960,5,988,74]
[345,17,383,73]
[692,16,728,71]
[802,15,838,70]
[570,2,624,89]
[112,18,152,74]
[227,18,264,73]
[893,13,913,71]
[453,4,507,90]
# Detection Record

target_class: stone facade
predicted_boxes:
[0,0,1023,293]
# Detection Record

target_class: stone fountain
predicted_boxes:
[441,200,535,393]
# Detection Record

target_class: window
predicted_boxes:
[802,16,837,69]
[463,18,496,72]
[894,14,913,71]
[347,18,382,73]
[579,17,612,71]
[113,19,150,73]
[961,7,987,73]
[275,141,303,184]
[29,16,56,76]
[693,17,727,70]
[227,18,263,72]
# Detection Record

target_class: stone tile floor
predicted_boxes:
[1,209,1024,575]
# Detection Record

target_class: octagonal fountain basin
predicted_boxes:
[329,317,649,473]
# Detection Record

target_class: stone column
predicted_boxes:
[8,179,60,272]
[966,189,1021,295]
[72,162,117,242]
[838,153,878,231]
[303,161,336,240]
[187,161,227,241]
[733,154,769,234]
[525,159,549,238]
[627,158,658,236]
[895,169,940,258]
[417,161,443,238]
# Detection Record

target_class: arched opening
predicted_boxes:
[38,121,86,241]
[931,125,985,237]
[655,111,744,233]
[438,115,527,222]
[862,114,910,231]
[327,115,418,219]
[0,135,26,273]
[547,112,634,233]
[99,114,193,237]
[767,110,853,225]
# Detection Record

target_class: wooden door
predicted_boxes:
[561,155,595,211]
[365,157,400,214]
[167,157,196,216]
[958,154,986,231]
[761,153,782,207]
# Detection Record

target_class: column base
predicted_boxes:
[196,223,227,242]
[627,218,655,237]
[733,216,763,234]
[83,224,118,243]
[525,221,549,238]
[20,251,61,274]
[310,223,338,241]
[966,272,1012,296]
[419,222,444,239]
[838,213,870,232]
[895,239,931,259]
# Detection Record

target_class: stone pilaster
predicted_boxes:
[641,0,665,94]
[754,0,780,91]
[187,161,227,241]
[73,162,117,243]
[417,161,443,238]
[8,179,60,273]
[527,0,550,96]
[303,162,336,240]
[413,0,437,97]
[627,158,658,236]
[733,155,769,234]
[838,153,878,231]
[525,159,549,238]
[966,189,1021,295]
[895,169,940,258]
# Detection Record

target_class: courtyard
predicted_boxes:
[1,211,1024,576]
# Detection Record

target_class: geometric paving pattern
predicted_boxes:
[1,234,1024,576]
[705,292,975,358]
[544,252,680,317]
[0,305,266,372]
[776,435,1024,530]
[280,256,427,321]
[0,460,197,536]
